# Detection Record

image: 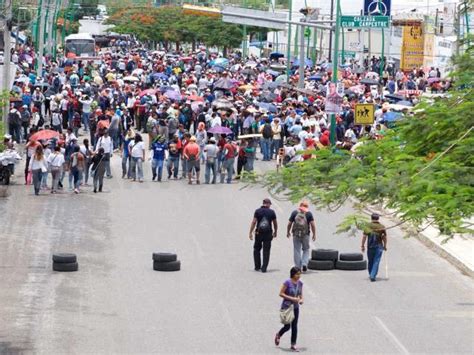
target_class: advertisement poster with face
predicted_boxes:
[325,82,345,114]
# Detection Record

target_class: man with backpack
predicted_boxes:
[259,116,273,161]
[287,201,316,272]
[361,213,387,282]
[248,198,278,273]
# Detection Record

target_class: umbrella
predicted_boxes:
[428,77,441,84]
[260,92,277,102]
[191,101,204,112]
[262,81,279,90]
[238,133,262,139]
[123,76,139,82]
[238,84,256,91]
[208,126,233,134]
[275,75,287,83]
[266,69,280,77]
[139,89,157,97]
[188,94,204,102]
[344,89,356,97]
[159,85,173,92]
[153,73,169,81]
[270,64,287,72]
[293,59,313,67]
[257,102,277,113]
[212,99,233,109]
[270,52,284,60]
[384,93,405,102]
[308,74,322,81]
[29,130,60,142]
[180,56,193,62]
[383,111,403,122]
[214,78,235,90]
[132,68,144,76]
[241,68,256,77]
[366,71,379,79]
[360,78,379,85]
[210,58,229,67]
[211,65,226,73]
[398,100,413,107]
[164,90,182,101]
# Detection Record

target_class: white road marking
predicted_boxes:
[374,316,410,355]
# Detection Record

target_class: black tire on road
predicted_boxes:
[335,260,367,271]
[152,252,177,263]
[339,252,364,262]
[153,260,181,272]
[312,249,339,262]
[308,259,334,270]
[52,253,77,263]
[53,262,79,272]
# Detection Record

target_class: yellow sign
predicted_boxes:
[354,104,375,125]
[401,24,425,71]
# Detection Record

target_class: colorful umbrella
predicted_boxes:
[210,58,229,67]
[164,90,182,101]
[187,94,204,102]
[208,126,233,134]
[139,89,157,97]
[29,130,60,142]
[153,73,169,81]
[238,84,256,91]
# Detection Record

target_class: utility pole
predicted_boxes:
[286,0,292,83]
[37,0,48,78]
[2,0,13,131]
[330,0,341,146]
[328,0,334,61]
[298,20,305,88]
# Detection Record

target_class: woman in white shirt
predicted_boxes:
[28,145,47,196]
[47,146,65,193]
[129,133,145,182]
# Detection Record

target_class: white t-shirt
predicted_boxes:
[130,140,145,158]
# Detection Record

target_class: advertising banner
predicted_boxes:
[401,24,425,71]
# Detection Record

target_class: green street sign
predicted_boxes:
[339,51,356,58]
[304,28,311,38]
[341,15,390,28]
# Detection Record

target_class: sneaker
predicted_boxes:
[74,189,79,194]
[302,265,308,272]
[291,345,300,352]
[370,278,376,282]
[274,333,280,346]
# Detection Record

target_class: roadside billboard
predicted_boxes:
[400,24,425,71]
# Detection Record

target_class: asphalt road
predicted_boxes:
[0,154,473,354]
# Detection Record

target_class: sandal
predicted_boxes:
[274,333,280,346]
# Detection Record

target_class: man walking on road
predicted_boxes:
[287,201,316,272]
[361,213,387,282]
[249,198,277,273]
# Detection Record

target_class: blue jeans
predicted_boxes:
[167,156,179,178]
[205,160,217,183]
[272,139,281,159]
[367,247,384,280]
[82,112,90,131]
[220,158,234,184]
[293,235,310,268]
[152,159,164,180]
[131,157,144,181]
[261,138,272,161]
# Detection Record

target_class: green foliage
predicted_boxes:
[257,50,474,239]
[106,6,242,49]
[12,2,33,31]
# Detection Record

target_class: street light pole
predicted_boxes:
[37,0,48,78]
[286,0,292,83]
[298,20,305,88]
[330,0,341,146]
[2,0,13,131]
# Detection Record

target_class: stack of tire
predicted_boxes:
[153,252,181,272]
[308,249,338,270]
[336,253,367,270]
[52,253,78,272]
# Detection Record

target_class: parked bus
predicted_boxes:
[64,33,96,58]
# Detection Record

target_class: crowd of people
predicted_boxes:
[4,40,448,195]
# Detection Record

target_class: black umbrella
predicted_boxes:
[241,68,256,77]
[384,93,405,102]
[360,78,379,85]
